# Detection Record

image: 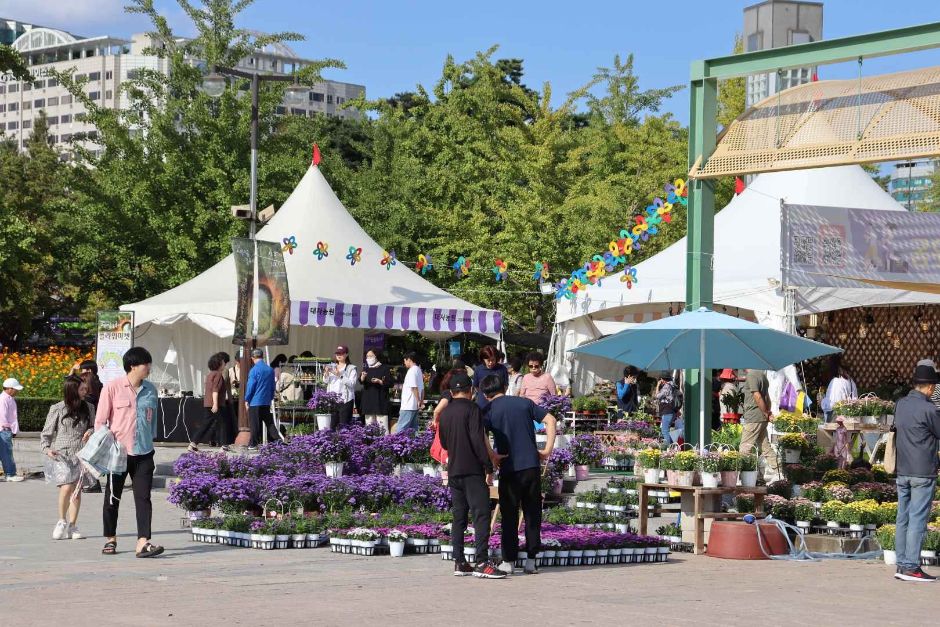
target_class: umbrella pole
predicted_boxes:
[700,330,706,453]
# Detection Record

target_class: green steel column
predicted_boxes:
[684,71,717,447]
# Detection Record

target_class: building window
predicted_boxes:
[747,32,762,52]
[48,116,59,125]
[75,112,86,121]
[22,120,31,129]
[8,102,18,112]
[105,90,112,100]
[61,95,72,105]
[74,73,86,82]
[47,78,59,88]
[0,85,4,94]
[47,135,58,144]
[87,130,98,140]
[88,91,100,101]
[127,69,141,79]
[290,107,306,116]
[61,133,71,142]
[0,104,5,113]
[33,80,44,89]
[790,31,812,45]
[60,114,71,123]
[7,84,17,93]
[310,92,324,102]
[105,70,113,80]
[23,82,31,91]
[22,101,31,110]
[275,105,286,114]
[89,72,101,81]
[7,121,17,130]
[34,98,45,108]
[47,96,59,106]
[337,97,344,104]
[327,94,334,104]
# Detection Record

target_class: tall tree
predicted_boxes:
[0,44,31,81]
[717,33,746,129]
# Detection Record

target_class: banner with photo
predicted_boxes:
[781,204,940,289]
[96,311,134,384]
[232,238,291,346]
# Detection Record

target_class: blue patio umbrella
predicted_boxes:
[569,307,842,447]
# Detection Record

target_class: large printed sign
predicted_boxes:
[781,204,940,288]
[232,238,291,346]
[96,311,134,385]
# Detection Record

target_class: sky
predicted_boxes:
[3,0,940,125]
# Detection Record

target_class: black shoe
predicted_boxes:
[472,560,507,579]
[453,561,474,577]
[82,481,102,494]
[894,567,937,582]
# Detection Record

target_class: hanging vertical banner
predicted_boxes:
[232,237,291,346]
[96,311,134,385]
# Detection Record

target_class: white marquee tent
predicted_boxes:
[124,163,501,395]
[550,165,940,394]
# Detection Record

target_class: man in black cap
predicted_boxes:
[892,362,940,582]
[437,372,504,579]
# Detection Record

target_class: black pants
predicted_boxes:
[449,474,492,564]
[103,451,155,540]
[498,467,542,561]
[332,400,355,429]
[192,407,228,446]
[249,405,279,446]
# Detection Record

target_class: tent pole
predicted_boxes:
[699,330,706,452]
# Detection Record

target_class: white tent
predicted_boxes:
[124,164,501,394]
[550,165,940,393]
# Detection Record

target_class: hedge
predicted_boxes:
[12,398,59,432]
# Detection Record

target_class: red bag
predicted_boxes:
[429,424,448,465]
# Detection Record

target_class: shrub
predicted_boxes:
[636,448,660,469]
[767,479,792,499]
[0,347,93,398]
[673,450,699,471]
[791,497,816,522]
[820,500,845,522]
[718,450,741,471]
[802,481,826,502]
[572,395,607,412]
[739,453,758,472]
[814,454,839,474]
[698,452,721,473]
[875,524,895,550]
[735,493,756,513]
[779,432,809,452]
[783,464,814,485]
[822,469,851,484]
[871,464,891,482]
[768,496,794,521]
[877,501,898,525]
[7,397,59,431]
[847,468,874,485]
[824,483,853,503]
[569,434,604,466]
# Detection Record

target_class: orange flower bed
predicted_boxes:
[0,347,93,398]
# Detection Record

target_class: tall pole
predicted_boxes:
[250,71,260,339]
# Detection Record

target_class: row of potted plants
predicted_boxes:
[877,523,940,565]
[635,448,760,488]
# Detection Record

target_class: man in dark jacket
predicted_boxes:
[438,373,504,580]
[893,363,940,582]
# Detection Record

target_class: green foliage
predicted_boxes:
[0,44,31,81]
[8,397,59,432]
[572,395,607,412]
[716,34,745,130]
[875,524,895,550]
[711,424,742,449]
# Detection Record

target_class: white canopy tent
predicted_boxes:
[550,165,940,395]
[124,164,501,395]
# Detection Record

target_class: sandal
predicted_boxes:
[102,541,117,555]
[136,542,164,558]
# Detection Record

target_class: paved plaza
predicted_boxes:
[0,477,937,627]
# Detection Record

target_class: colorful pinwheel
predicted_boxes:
[381,249,398,271]
[416,253,433,275]
[492,258,508,282]
[532,261,549,282]
[346,245,362,266]
[452,256,470,278]
[313,241,329,260]
[281,235,298,255]
[620,266,638,289]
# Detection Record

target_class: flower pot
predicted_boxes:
[783,449,801,464]
[585,502,597,509]
[574,465,591,481]
[552,479,563,495]
[275,534,290,549]
[849,524,864,532]
[566,464,577,478]
[306,533,321,547]
[203,528,218,543]
[721,413,742,424]
[249,532,262,549]
[666,470,677,485]
[556,549,569,566]
[675,470,694,487]
[796,521,811,532]
[324,461,345,478]
[389,540,405,557]
[920,550,937,559]
[464,547,477,561]
[569,549,583,566]
[643,468,660,484]
[826,521,840,529]
[259,534,276,550]
[291,533,306,548]
[701,472,720,488]
[615,523,630,534]
[404,463,421,474]
[657,546,670,561]
[861,415,880,425]
[316,413,332,431]
[644,546,657,562]
[791,485,803,498]
[583,549,597,565]
[739,470,758,487]
[883,549,896,565]
[720,471,739,488]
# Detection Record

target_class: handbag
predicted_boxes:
[883,429,897,474]
[429,424,448,466]
[77,426,127,478]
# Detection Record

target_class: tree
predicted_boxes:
[717,34,746,129]
[0,44,31,81]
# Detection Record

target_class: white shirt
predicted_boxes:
[401,365,424,411]
[506,372,524,397]
[326,363,358,404]
[822,376,857,412]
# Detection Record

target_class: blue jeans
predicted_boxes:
[0,430,16,477]
[660,413,676,444]
[895,475,937,570]
[396,410,419,433]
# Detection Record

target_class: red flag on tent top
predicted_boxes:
[811,71,818,82]
[312,143,321,166]
[734,177,745,195]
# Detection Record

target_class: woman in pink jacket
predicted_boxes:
[95,347,163,558]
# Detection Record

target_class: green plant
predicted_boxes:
[739,453,758,472]
[579,489,604,504]
[720,388,746,413]
[767,480,792,499]
[814,454,839,474]
[802,482,826,502]
[734,494,755,513]
[791,498,816,522]
[221,514,252,533]
[698,452,721,473]
[779,433,808,452]
[673,450,699,471]
[820,500,845,522]
[718,450,741,471]
[656,523,681,537]
[822,469,851,485]
[875,524,895,550]
[637,448,661,469]
[877,501,898,526]
[711,424,742,449]
[923,528,940,552]
[572,395,607,412]
[782,464,814,485]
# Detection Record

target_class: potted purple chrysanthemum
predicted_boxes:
[307,390,343,431]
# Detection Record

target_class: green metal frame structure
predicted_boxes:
[684,21,940,446]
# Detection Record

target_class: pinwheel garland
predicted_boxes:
[313,241,329,260]
[281,235,298,255]
[532,261,549,282]
[381,249,398,271]
[416,253,433,276]
[492,258,508,282]
[620,266,638,289]
[452,256,470,278]
[346,245,362,266]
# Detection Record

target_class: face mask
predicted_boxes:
[366,357,377,367]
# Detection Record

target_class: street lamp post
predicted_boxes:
[200,66,307,444]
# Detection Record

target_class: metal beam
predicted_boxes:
[693,21,940,81]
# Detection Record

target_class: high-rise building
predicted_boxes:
[743,0,823,109]
[0,18,364,158]
[889,160,936,211]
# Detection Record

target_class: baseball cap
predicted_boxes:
[2,378,24,391]
[335,345,349,355]
[449,373,472,392]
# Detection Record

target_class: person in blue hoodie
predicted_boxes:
[244,348,279,449]
[616,366,640,414]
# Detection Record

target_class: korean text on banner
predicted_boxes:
[96,311,134,385]
[232,237,291,346]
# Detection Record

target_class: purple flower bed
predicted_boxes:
[486,523,667,551]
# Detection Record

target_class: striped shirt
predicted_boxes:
[930,384,940,409]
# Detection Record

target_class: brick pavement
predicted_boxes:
[1,479,937,626]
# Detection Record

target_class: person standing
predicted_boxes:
[396,351,424,432]
[190,353,230,452]
[0,378,25,482]
[437,373,504,579]
[41,375,94,540]
[276,356,303,404]
[471,346,508,408]
[244,348,279,449]
[739,368,780,482]
[325,345,358,429]
[505,357,524,397]
[74,360,104,407]
[360,349,392,433]
[481,374,558,575]
[892,363,940,582]
[616,366,640,414]
[518,352,558,405]
[822,365,858,422]
[96,346,163,558]
[655,375,679,444]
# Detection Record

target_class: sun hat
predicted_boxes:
[2,378,23,391]
[718,369,736,381]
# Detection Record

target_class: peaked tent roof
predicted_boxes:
[124,164,500,337]
[555,165,940,327]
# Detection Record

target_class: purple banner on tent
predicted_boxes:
[290,300,501,335]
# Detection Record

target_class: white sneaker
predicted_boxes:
[53,520,68,540]
[497,560,514,575]
[6,475,25,482]
[68,524,84,540]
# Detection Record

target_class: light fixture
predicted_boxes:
[892,336,901,349]
[283,84,308,107]
[858,323,868,339]
[922,319,931,332]
[199,72,227,98]
[808,314,819,328]
[885,327,893,338]
[838,332,848,342]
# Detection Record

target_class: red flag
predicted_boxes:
[811,71,818,82]
[734,177,745,195]
[312,143,321,166]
